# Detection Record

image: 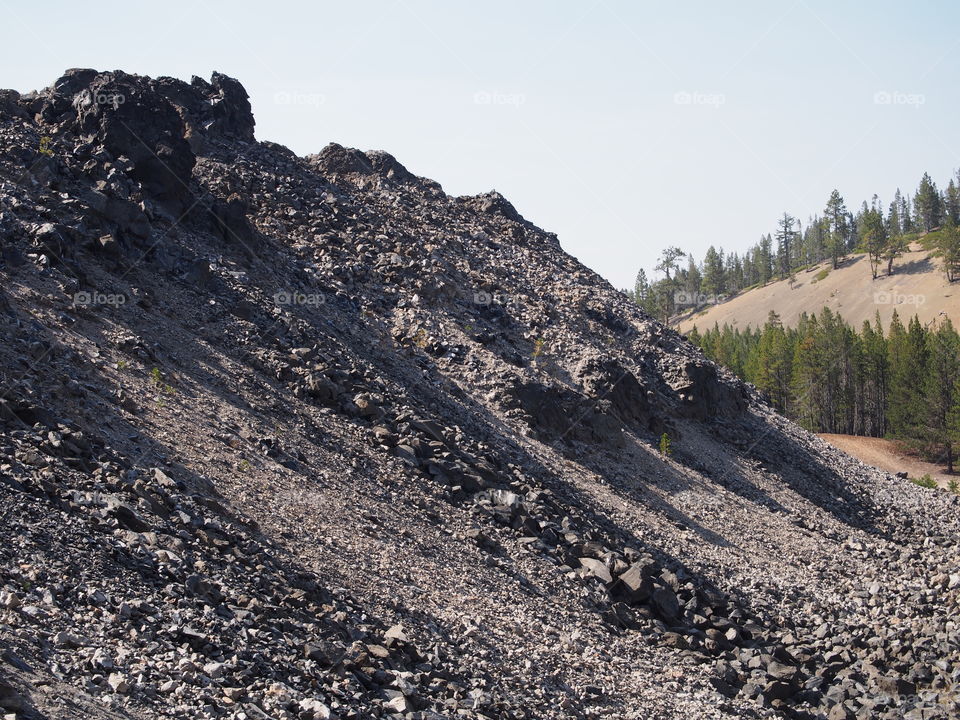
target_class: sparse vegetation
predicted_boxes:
[149,367,176,396]
[911,474,937,489]
[659,432,672,457]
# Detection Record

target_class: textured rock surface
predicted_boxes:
[0,69,956,719]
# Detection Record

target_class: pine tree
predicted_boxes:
[914,172,942,232]
[656,280,680,322]
[897,189,913,234]
[751,311,794,413]
[887,198,901,237]
[936,219,960,282]
[858,198,887,279]
[683,258,702,298]
[655,246,685,281]
[819,308,858,433]
[775,213,796,279]
[650,247,686,321]
[888,314,929,440]
[702,246,725,297]
[727,252,744,293]
[744,247,755,284]
[824,190,848,269]
[801,215,826,266]
[924,319,960,473]
[947,376,960,475]
[884,199,905,275]
[945,178,960,224]
[633,269,649,306]
[792,313,823,431]
[858,314,888,436]
[758,234,774,285]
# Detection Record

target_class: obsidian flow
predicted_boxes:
[0,69,955,720]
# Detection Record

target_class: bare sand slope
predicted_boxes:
[679,243,959,333]
[819,433,957,488]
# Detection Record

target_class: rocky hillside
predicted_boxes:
[0,69,957,720]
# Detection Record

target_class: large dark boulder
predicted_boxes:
[211,193,257,252]
[71,71,196,214]
[461,190,526,223]
[574,356,658,431]
[206,72,256,141]
[156,72,256,143]
[505,381,625,449]
[671,361,748,420]
[0,90,27,120]
[310,143,418,185]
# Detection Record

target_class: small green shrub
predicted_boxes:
[910,474,937,489]
[149,367,175,395]
[812,268,830,283]
[659,433,672,457]
[917,229,939,251]
[948,478,959,494]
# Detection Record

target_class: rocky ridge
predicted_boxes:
[0,69,957,719]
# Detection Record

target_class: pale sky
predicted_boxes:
[2,0,958,289]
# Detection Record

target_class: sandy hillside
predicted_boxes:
[820,433,958,489]
[678,243,959,333]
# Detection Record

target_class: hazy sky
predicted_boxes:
[2,1,958,289]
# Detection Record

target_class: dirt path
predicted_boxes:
[819,433,957,489]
